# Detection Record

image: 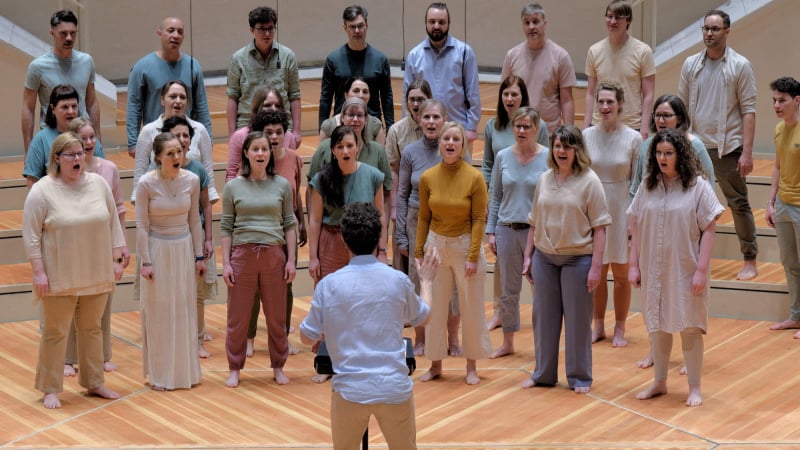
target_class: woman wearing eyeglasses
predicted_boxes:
[23,132,126,408]
[319,77,385,145]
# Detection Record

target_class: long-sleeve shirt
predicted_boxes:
[23,173,126,297]
[220,176,295,247]
[416,160,487,262]
[134,169,203,265]
[403,35,481,131]
[131,115,218,204]
[318,44,394,128]
[226,40,301,130]
[126,52,212,148]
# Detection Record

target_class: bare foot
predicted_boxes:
[43,393,61,409]
[679,365,687,375]
[225,370,240,388]
[770,319,800,330]
[203,332,213,341]
[413,341,425,357]
[736,261,757,280]
[520,378,537,389]
[686,384,702,406]
[419,366,442,382]
[448,343,463,357]
[246,338,255,358]
[288,341,298,355]
[489,343,514,359]
[574,386,591,394]
[103,361,118,372]
[636,353,654,369]
[465,372,480,385]
[794,330,800,339]
[311,374,331,384]
[150,384,168,392]
[273,368,290,385]
[88,384,120,400]
[636,381,668,400]
[289,326,295,334]
[486,313,502,331]
[198,343,211,359]
[611,322,628,348]
[63,363,77,377]
[592,327,606,344]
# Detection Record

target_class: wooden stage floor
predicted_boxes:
[3,298,800,449]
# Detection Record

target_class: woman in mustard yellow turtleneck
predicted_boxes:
[415,122,492,385]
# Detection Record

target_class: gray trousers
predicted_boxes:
[530,250,593,389]
[495,225,527,333]
[775,199,800,321]
[708,147,758,260]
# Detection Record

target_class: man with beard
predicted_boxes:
[501,3,576,133]
[319,5,394,129]
[126,17,212,157]
[22,10,100,155]
[678,8,758,281]
[403,2,480,156]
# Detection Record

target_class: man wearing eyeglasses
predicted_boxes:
[319,5,394,130]
[678,8,758,281]
[584,0,655,140]
[226,6,301,143]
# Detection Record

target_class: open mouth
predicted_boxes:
[172,162,181,168]
[72,163,80,170]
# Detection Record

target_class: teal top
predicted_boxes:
[310,163,384,226]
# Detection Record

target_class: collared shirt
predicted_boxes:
[226,40,301,130]
[402,35,481,131]
[678,46,756,157]
[300,255,430,404]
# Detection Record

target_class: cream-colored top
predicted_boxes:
[23,173,126,297]
[135,169,203,265]
[628,175,724,333]
[528,168,611,255]
[585,36,655,129]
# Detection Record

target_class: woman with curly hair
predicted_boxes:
[628,129,724,407]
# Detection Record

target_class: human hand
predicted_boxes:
[127,146,136,158]
[766,203,775,229]
[587,265,602,292]
[522,257,533,285]
[284,261,296,282]
[465,129,477,143]
[738,152,753,177]
[196,260,207,278]
[628,266,641,288]
[223,264,235,287]
[141,265,155,281]
[464,261,477,278]
[691,269,707,296]
[415,246,440,282]
[121,247,131,269]
[309,258,321,283]
[204,240,214,259]
[33,271,49,298]
[298,222,308,247]
[113,261,123,281]
[488,234,496,255]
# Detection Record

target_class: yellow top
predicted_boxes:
[775,121,800,206]
[416,160,487,262]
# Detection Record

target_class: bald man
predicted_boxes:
[126,17,211,156]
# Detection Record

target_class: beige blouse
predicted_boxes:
[22,173,126,297]
[628,175,724,333]
[528,168,611,255]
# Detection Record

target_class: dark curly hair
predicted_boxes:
[644,129,701,191]
[341,202,381,255]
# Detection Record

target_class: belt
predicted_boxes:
[501,223,530,231]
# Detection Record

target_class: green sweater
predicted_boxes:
[220,176,295,246]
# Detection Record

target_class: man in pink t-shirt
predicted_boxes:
[501,3,576,133]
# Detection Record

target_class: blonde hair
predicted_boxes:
[67,116,93,134]
[48,132,84,177]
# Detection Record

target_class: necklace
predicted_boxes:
[161,170,181,198]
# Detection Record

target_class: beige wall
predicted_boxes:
[1,0,704,81]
